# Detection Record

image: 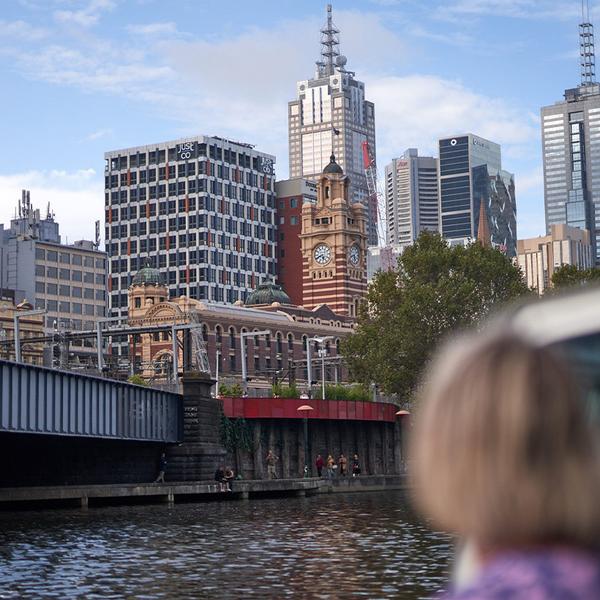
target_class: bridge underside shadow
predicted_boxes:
[0,432,165,487]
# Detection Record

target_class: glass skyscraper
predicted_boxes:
[438,134,517,256]
[541,11,600,263]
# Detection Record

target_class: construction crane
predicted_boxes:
[361,140,386,245]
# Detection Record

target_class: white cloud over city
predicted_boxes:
[0,3,549,240]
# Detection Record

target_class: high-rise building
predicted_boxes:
[438,134,517,256]
[288,4,377,245]
[300,154,367,317]
[275,178,317,306]
[385,149,439,246]
[541,7,600,263]
[0,191,107,357]
[517,224,593,295]
[104,135,278,330]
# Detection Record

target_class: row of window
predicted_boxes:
[106,163,270,189]
[35,265,104,284]
[34,298,104,316]
[107,233,276,257]
[34,248,104,269]
[107,145,265,171]
[107,181,274,205]
[35,281,104,300]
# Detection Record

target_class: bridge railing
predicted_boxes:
[0,359,182,442]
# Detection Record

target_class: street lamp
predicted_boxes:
[308,336,333,400]
[396,410,411,472]
[241,329,270,395]
[297,404,314,477]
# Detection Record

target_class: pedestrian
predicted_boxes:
[154,452,167,483]
[224,466,235,491]
[411,329,600,599]
[352,454,361,477]
[338,453,347,476]
[266,449,278,479]
[315,454,324,477]
[326,454,335,479]
[214,464,229,491]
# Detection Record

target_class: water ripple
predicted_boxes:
[0,491,451,599]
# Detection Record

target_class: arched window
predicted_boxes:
[302,335,308,353]
[202,324,208,342]
[215,325,222,344]
[287,333,294,351]
[335,338,340,355]
[229,326,236,349]
[276,332,283,354]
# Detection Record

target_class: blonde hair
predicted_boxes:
[410,329,600,549]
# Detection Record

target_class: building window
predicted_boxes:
[134,297,141,308]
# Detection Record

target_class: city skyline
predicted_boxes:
[0,0,596,244]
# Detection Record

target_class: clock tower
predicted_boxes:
[300,154,367,317]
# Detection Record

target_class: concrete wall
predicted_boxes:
[223,418,403,480]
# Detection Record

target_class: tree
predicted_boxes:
[551,264,600,289]
[342,232,530,401]
[127,374,148,387]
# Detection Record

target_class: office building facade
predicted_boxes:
[541,10,600,263]
[0,193,107,353]
[385,149,439,246]
[275,178,317,306]
[517,224,593,295]
[104,135,278,333]
[288,5,377,245]
[438,134,517,256]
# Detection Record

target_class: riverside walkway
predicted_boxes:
[0,475,408,509]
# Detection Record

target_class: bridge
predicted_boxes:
[0,359,182,442]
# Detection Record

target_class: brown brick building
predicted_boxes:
[127,267,355,390]
[299,154,367,316]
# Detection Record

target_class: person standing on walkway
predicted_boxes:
[326,455,335,479]
[315,454,324,477]
[266,449,278,479]
[352,454,361,477]
[154,452,167,484]
[338,453,347,476]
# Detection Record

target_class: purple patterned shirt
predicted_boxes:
[440,548,600,600]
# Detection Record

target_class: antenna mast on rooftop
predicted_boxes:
[580,0,596,86]
[317,4,340,77]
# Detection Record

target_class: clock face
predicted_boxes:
[348,244,360,265]
[314,243,332,265]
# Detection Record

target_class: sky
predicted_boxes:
[0,0,596,244]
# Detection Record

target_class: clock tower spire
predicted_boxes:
[300,155,367,316]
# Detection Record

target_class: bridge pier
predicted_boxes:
[166,372,227,482]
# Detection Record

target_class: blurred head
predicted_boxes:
[411,329,600,550]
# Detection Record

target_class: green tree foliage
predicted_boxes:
[342,232,530,401]
[551,264,600,289]
[127,374,148,387]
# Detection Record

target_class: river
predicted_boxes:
[0,491,452,599]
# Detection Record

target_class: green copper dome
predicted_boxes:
[245,281,291,306]
[132,265,163,287]
[323,153,343,175]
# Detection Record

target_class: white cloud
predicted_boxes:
[54,0,116,28]
[0,169,104,245]
[368,74,538,160]
[126,22,179,36]
[0,19,48,40]
[86,128,113,141]
[435,0,595,21]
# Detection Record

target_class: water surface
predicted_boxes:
[0,491,452,599]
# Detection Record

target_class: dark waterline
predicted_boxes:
[0,491,452,599]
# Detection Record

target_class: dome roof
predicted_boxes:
[323,153,343,175]
[245,281,292,306]
[132,265,163,287]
